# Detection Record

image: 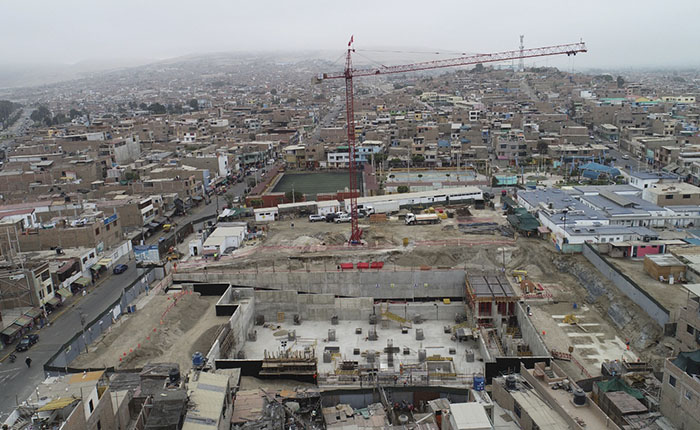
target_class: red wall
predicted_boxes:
[635,244,662,258]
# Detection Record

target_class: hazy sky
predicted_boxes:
[2,0,699,70]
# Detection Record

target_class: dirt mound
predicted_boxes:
[313,231,347,245]
[171,294,211,332]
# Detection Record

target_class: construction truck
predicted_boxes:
[405,212,440,225]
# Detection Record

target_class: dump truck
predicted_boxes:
[405,212,440,225]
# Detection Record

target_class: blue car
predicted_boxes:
[113,264,128,274]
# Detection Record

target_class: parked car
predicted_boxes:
[325,213,341,223]
[113,264,128,274]
[308,214,325,222]
[335,214,351,223]
[16,334,39,352]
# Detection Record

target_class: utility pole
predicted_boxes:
[79,308,88,353]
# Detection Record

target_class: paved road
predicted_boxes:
[0,263,144,416]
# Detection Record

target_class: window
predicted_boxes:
[97,420,101,430]
[683,194,691,199]
[513,400,522,418]
[47,284,52,294]
[95,228,100,235]
[41,271,50,281]
[89,399,94,413]
[89,253,95,258]
[688,324,695,335]
[669,375,677,387]
[106,224,110,231]
[83,257,88,263]
[666,195,674,200]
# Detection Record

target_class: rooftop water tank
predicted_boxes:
[573,389,587,406]
[506,374,517,390]
[169,368,180,385]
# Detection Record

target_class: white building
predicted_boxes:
[346,186,483,214]
[254,207,279,222]
[202,225,246,256]
[317,200,341,216]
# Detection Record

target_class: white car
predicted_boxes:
[334,214,351,223]
[308,214,325,222]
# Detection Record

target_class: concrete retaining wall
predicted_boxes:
[252,289,465,323]
[582,243,669,326]
[175,270,466,300]
[515,302,550,356]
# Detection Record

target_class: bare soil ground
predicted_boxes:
[181,207,516,272]
[607,257,688,311]
[71,293,228,372]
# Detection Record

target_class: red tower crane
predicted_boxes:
[319,37,587,244]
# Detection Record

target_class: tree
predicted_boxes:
[473,63,485,72]
[30,106,51,124]
[52,113,67,125]
[147,103,166,114]
[616,75,625,88]
[397,185,410,193]
[285,190,304,202]
[69,108,82,119]
[411,154,425,164]
[536,141,549,155]
[188,99,199,110]
[389,158,403,168]
[373,153,388,165]
[124,171,140,182]
[224,192,236,208]
[270,89,277,95]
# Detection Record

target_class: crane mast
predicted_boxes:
[320,37,587,244]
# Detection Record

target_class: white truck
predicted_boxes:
[405,212,440,225]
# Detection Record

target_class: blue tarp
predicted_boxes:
[579,162,620,178]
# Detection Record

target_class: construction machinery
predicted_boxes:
[317,37,587,244]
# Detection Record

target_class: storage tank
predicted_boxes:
[506,374,517,390]
[328,329,336,342]
[573,389,587,406]
[323,350,332,363]
[169,368,180,385]
[418,349,427,362]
